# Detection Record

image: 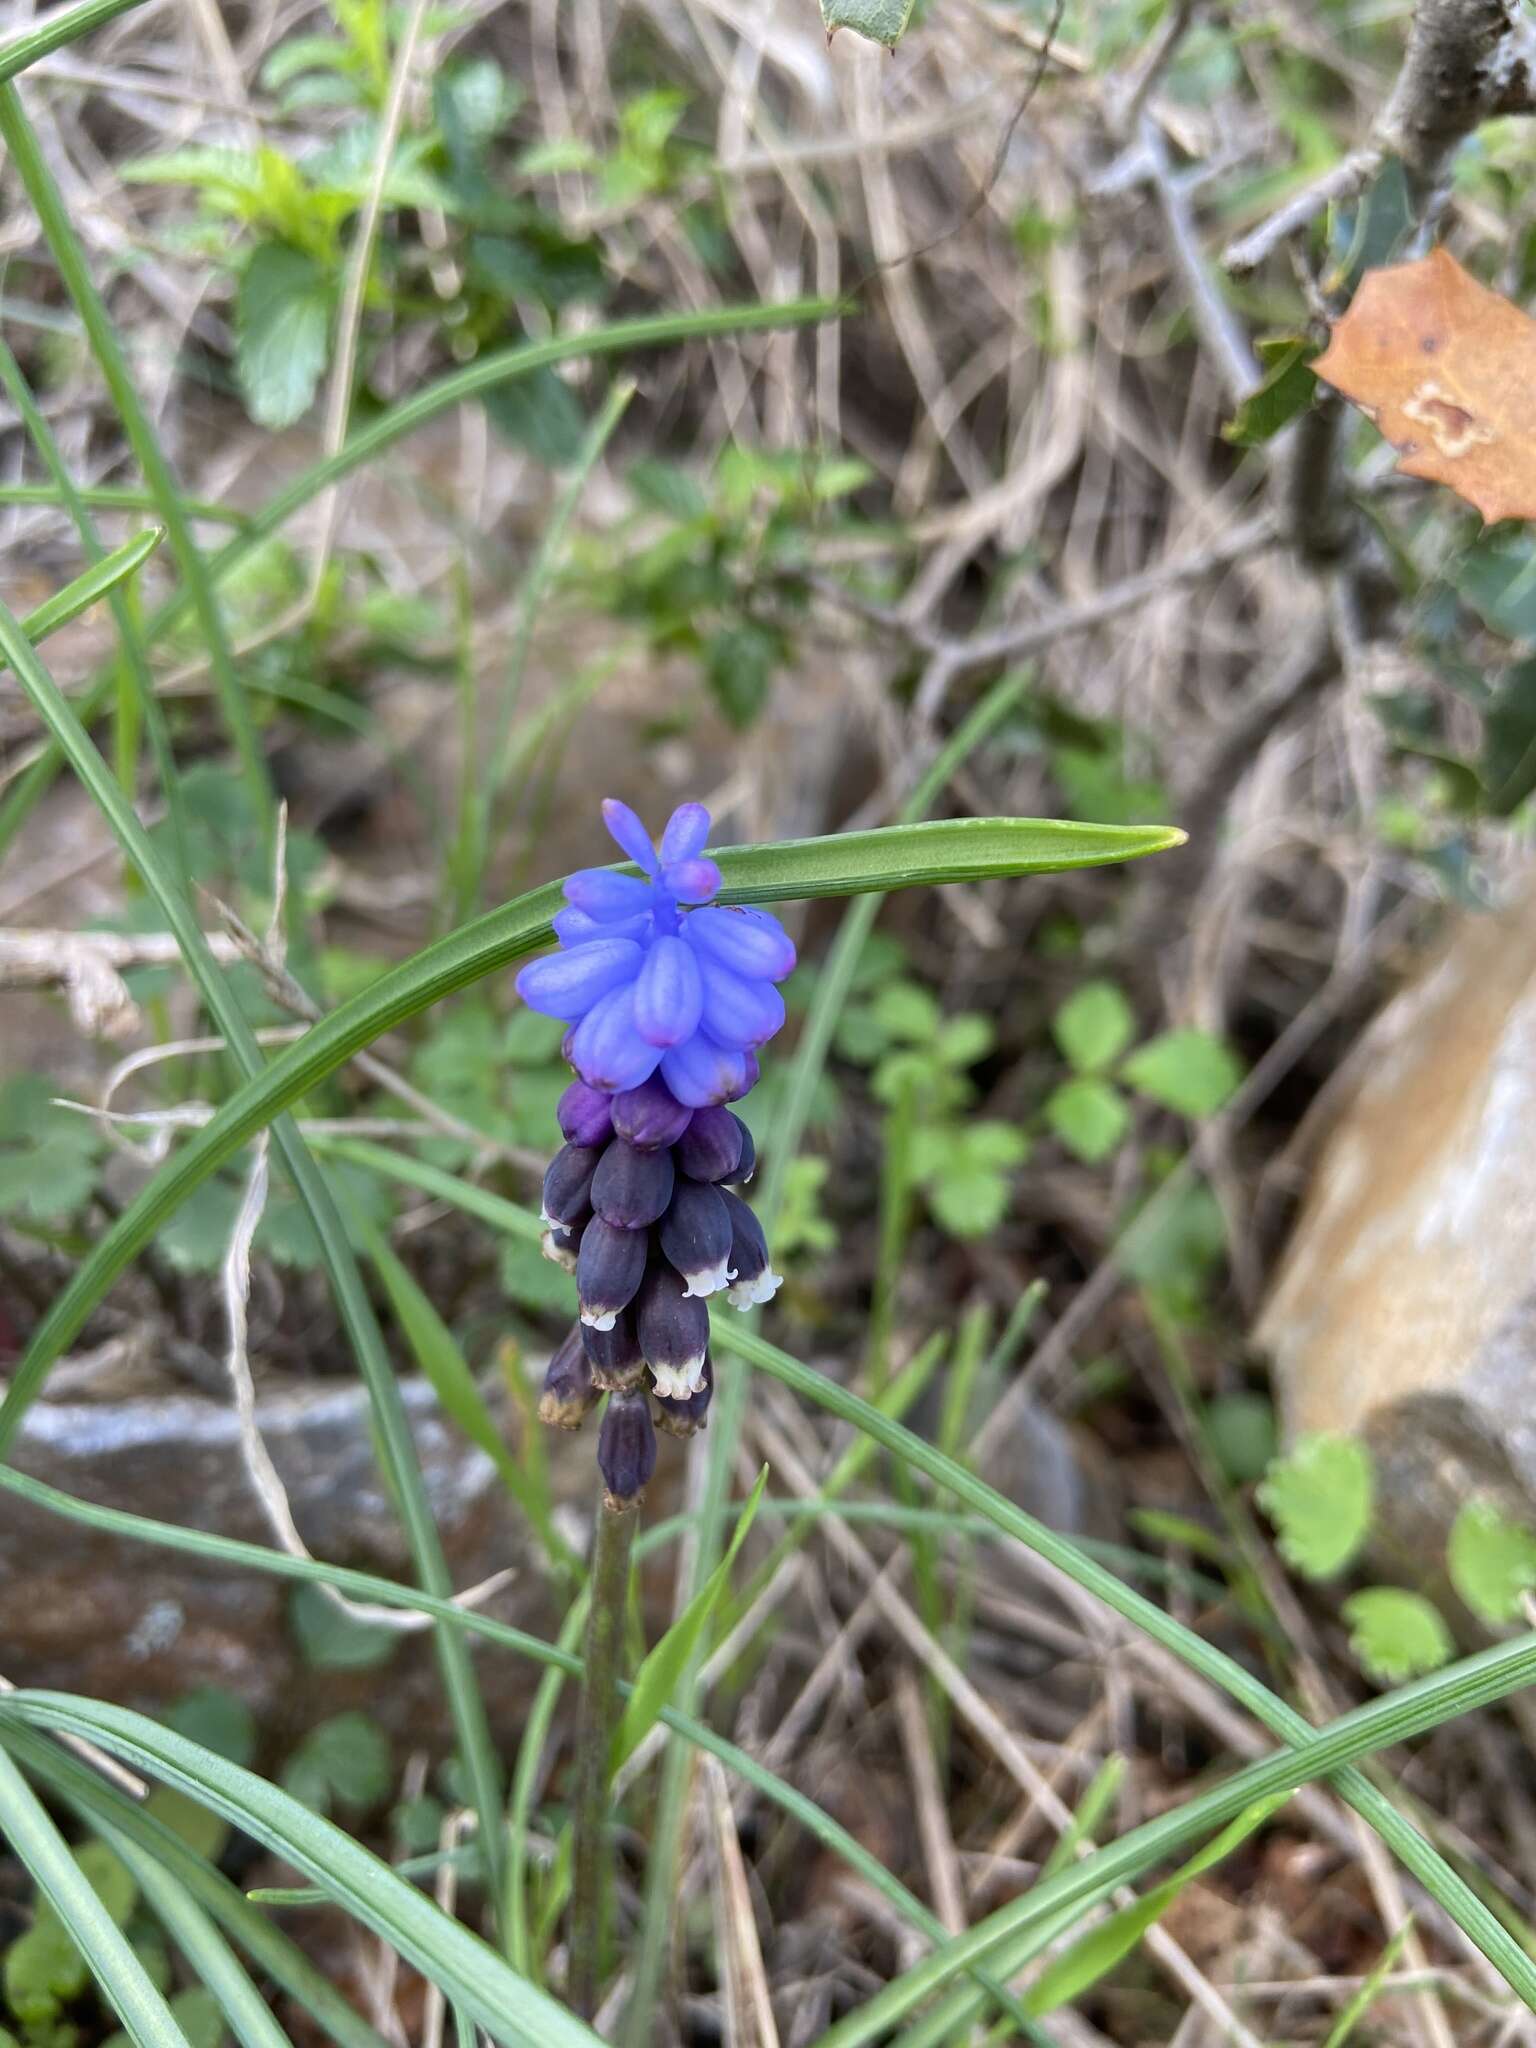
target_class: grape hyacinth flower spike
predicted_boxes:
[520,799,795,1509]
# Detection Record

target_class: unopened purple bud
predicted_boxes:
[659,1179,735,1298]
[598,1388,657,1507]
[541,1143,600,1228]
[674,1105,743,1183]
[541,1226,578,1273]
[658,1033,749,1109]
[729,1115,756,1185]
[736,1052,760,1100]
[636,1259,710,1399]
[539,1325,597,1429]
[558,1080,614,1148]
[591,1138,675,1229]
[577,1216,649,1330]
[721,1189,782,1309]
[581,1310,646,1391]
[611,1074,693,1152]
[652,1356,713,1438]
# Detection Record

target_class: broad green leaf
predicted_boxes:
[1448,1500,1536,1625]
[1052,980,1135,1073]
[1222,337,1319,448]
[1257,1434,1373,1580]
[1122,1029,1243,1117]
[236,242,331,430]
[613,1469,768,1768]
[1044,1075,1131,1164]
[1026,1797,1284,2014]
[1343,1588,1454,1685]
[0,813,1184,1457]
[821,0,916,48]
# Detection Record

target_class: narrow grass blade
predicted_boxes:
[612,1468,768,1769]
[0,816,1177,1459]
[0,0,150,78]
[1323,1918,1416,2047]
[5,527,162,655]
[0,597,506,1926]
[0,1744,192,2048]
[0,84,272,835]
[1025,1796,1284,2015]
[2,1720,393,2048]
[2,1701,601,2048]
[102,1829,296,2048]
[0,482,245,523]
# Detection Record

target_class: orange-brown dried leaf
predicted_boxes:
[1313,246,1536,524]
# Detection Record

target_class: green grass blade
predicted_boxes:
[719,1322,1536,2035]
[1,1701,601,2048]
[5,526,162,652]
[0,1744,193,2048]
[0,83,272,835]
[0,595,506,1926]
[0,0,150,78]
[0,816,1175,1458]
[0,482,245,523]
[1323,1918,1416,2048]
[0,1721,390,2048]
[101,1829,296,2048]
[612,1467,768,1770]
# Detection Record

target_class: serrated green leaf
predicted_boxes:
[0,1077,102,1222]
[1448,1500,1536,1626]
[1052,980,1135,1073]
[613,1470,768,1769]
[821,0,916,46]
[236,242,331,430]
[1122,1030,1243,1118]
[1343,1588,1454,1685]
[1257,1434,1373,1580]
[1045,1075,1131,1164]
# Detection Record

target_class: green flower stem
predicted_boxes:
[569,1497,640,2018]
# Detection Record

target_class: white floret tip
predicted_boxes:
[682,1258,736,1299]
[649,1354,709,1400]
[581,1305,619,1331]
[727,1267,783,1310]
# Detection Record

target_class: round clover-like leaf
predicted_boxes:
[1257,1433,1373,1580]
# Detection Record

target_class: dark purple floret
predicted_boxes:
[541,1143,601,1229]
[659,1178,734,1298]
[598,1388,657,1508]
[635,1259,710,1400]
[652,1357,713,1438]
[674,1104,743,1184]
[576,1216,649,1330]
[539,1325,597,1429]
[611,1073,693,1152]
[581,1310,646,1391]
[729,1115,756,1185]
[558,1080,614,1149]
[590,1138,675,1229]
[721,1188,782,1309]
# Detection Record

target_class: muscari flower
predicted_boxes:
[519,799,794,1510]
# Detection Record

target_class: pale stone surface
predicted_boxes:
[1258,888,1536,1551]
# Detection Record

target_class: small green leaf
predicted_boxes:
[289,1582,399,1671]
[1448,1500,1536,1625]
[1205,1392,1278,1487]
[873,981,942,1044]
[821,0,916,47]
[704,618,781,730]
[1257,1434,1373,1579]
[1122,1030,1243,1117]
[163,1687,256,1768]
[1045,1075,1131,1164]
[1343,1588,1454,1685]
[283,1712,392,1813]
[934,1013,994,1070]
[959,1121,1030,1171]
[1222,337,1319,448]
[927,1166,1010,1239]
[482,368,586,467]
[236,241,332,430]
[1052,980,1135,1073]
[0,1077,102,1222]
[613,1469,768,1768]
